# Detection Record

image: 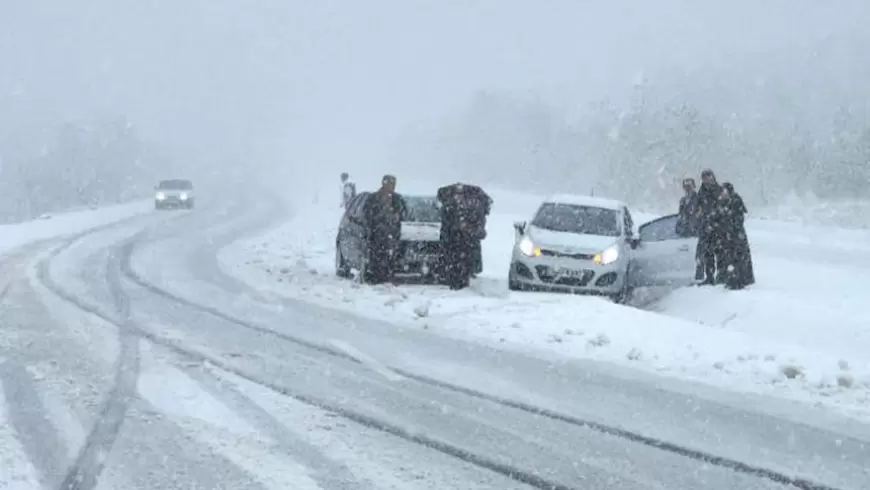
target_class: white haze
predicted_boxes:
[1,1,869,218]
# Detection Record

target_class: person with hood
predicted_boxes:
[676,177,703,280]
[340,172,356,209]
[696,169,723,285]
[715,182,755,289]
[362,174,406,283]
[437,183,490,290]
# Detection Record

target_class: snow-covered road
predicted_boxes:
[0,187,866,489]
[221,184,870,424]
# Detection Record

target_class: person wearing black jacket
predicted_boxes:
[363,175,406,283]
[437,183,490,290]
[715,182,755,289]
[696,169,723,285]
[676,178,702,279]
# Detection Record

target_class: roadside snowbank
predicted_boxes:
[219,184,870,421]
[0,200,152,256]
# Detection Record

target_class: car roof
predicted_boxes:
[543,194,626,211]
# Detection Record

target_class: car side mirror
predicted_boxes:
[628,236,640,249]
[513,221,526,234]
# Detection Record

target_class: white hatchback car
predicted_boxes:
[508,194,697,302]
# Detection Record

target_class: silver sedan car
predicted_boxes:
[508,194,697,302]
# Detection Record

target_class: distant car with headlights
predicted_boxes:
[154,179,194,210]
[508,194,697,303]
[336,192,443,282]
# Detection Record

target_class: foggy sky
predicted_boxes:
[2,1,868,174]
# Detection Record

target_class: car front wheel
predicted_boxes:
[508,270,523,291]
[612,272,634,304]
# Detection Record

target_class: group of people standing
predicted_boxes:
[677,169,755,290]
[340,173,491,290]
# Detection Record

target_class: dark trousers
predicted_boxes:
[697,234,719,284]
[471,239,483,275]
[368,234,398,284]
[443,235,474,290]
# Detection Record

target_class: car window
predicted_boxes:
[638,214,681,242]
[531,203,621,237]
[158,179,193,190]
[404,197,440,222]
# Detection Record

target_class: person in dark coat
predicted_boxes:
[363,175,406,284]
[696,169,723,285]
[470,191,493,277]
[715,182,755,289]
[676,178,702,279]
[437,183,490,290]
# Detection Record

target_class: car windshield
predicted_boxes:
[531,202,620,236]
[403,196,440,222]
[158,179,193,190]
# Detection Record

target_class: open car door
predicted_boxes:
[631,214,698,288]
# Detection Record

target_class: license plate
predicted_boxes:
[554,268,585,277]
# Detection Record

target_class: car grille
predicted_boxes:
[402,241,441,256]
[539,248,595,260]
[535,266,595,286]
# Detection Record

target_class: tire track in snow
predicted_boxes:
[181,363,373,490]
[33,215,177,490]
[119,232,845,490]
[0,362,69,487]
[38,247,139,490]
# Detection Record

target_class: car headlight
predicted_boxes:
[518,236,541,257]
[593,244,620,265]
[179,192,188,200]
[155,192,166,200]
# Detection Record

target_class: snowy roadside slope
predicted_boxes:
[219,184,870,422]
[650,215,870,399]
[0,200,152,256]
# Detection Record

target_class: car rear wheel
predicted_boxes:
[335,244,351,278]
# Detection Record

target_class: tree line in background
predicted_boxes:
[394,77,870,213]
[0,117,174,222]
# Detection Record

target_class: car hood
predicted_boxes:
[528,226,618,255]
[401,221,441,241]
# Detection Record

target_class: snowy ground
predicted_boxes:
[219,184,870,422]
[0,200,154,488]
[0,200,152,256]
